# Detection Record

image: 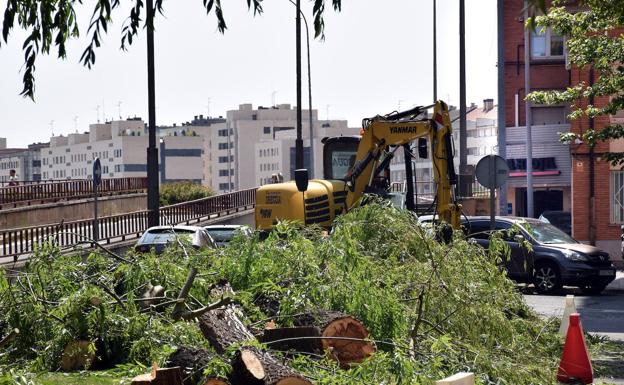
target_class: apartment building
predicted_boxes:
[502,0,572,219]
[40,118,204,183]
[158,115,227,190]
[0,139,48,183]
[225,104,359,192]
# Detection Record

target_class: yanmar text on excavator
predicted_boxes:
[254,100,462,231]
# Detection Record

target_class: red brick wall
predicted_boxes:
[569,64,621,242]
[503,0,569,128]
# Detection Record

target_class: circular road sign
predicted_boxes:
[475,155,509,189]
[93,157,102,187]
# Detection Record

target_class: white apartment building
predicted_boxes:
[225,103,359,192]
[0,139,48,183]
[40,118,204,183]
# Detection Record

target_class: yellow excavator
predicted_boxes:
[255,100,462,231]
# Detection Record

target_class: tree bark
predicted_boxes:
[293,310,376,364]
[198,307,256,354]
[261,326,322,354]
[131,366,184,385]
[166,347,228,385]
[230,347,311,385]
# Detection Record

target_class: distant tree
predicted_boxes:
[0,0,341,99]
[159,181,214,206]
[526,0,624,166]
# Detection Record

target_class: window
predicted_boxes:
[531,27,564,58]
[219,169,229,177]
[264,127,271,134]
[218,129,228,137]
[531,106,566,125]
[611,171,624,223]
[219,183,234,190]
[218,142,229,150]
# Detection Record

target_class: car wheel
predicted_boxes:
[533,262,562,294]
[580,284,607,295]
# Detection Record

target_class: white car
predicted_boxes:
[135,225,216,254]
[204,225,252,247]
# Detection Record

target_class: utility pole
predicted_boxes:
[459,0,467,196]
[497,0,507,215]
[433,0,437,102]
[146,0,160,227]
[295,0,304,170]
[524,1,534,217]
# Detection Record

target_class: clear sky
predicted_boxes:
[0,0,497,148]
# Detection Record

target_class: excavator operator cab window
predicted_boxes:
[322,136,360,180]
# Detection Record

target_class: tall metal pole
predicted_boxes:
[524,1,534,217]
[497,0,507,215]
[459,0,467,195]
[287,0,314,177]
[295,0,304,170]
[146,0,159,226]
[433,0,437,102]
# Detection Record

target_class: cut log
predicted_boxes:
[230,347,311,385]
[199,307,255,354]
[166,346,228,385]
[294,311,376,364]
[261,327,322,354]
[131,366,184,385]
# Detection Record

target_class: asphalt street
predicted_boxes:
[523,289,624,341]
[524,289,624,384]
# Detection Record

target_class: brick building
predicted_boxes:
[502,0,573,218]
[567,39,624,260]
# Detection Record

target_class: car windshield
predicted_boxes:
[142,229,194,244]
[206,229,236,242]
[518,221,577,244]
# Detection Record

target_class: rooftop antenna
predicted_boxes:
[95,105,101,123]
[207,97,211,118]
[102,100,106,122]
[50,120,55,136]
[73,116,78,133]
[325,104,330,120]
[271,91,277,107]
[117,101,122,119]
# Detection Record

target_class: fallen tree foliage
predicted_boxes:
[0,201,563,384]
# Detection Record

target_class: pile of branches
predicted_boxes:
[0,201,563,384]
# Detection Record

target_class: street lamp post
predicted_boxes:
[295,0,304,170]
[146,0,159,227]
[288,0,314,178]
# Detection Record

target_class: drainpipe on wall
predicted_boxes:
[589,67,596,245]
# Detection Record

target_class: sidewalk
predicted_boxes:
[606,270,624,292]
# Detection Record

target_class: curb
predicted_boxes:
[605,271,624,292]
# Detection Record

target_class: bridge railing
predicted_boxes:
[0,177,148,207]
[0,188,257,261]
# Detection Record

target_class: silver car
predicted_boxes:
[135,225,216,254]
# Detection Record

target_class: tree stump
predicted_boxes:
[294,311,376,364]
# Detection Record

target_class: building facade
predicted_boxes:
[226,104,359,192]
[0,139,48,184]
[40,119,204,184]
[502,0,573,217]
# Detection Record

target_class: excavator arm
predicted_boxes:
[345,100,461,229]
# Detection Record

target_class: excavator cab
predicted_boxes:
[322,136,360,180]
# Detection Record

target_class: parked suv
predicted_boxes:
[464,216,617,294]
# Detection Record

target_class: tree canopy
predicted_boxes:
[1,0,342,99]
[526,0,624,166]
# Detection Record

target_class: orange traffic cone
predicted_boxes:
[557,313,593,384]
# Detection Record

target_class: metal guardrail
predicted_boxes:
[0,188,257,261]
[0,177,148,208]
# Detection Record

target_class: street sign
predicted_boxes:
[475,155,508,189]
[93,157,102,187]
